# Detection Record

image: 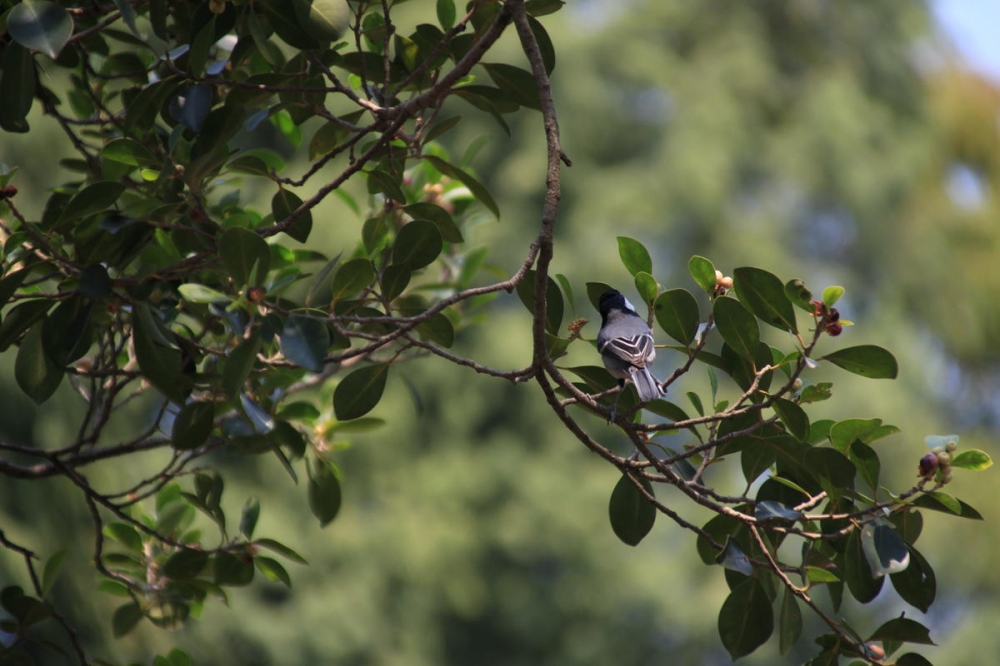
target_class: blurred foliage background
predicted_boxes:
[2,0,998,664]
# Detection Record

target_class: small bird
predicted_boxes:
[597,289,664,418]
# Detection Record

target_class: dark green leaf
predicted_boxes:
[688,255,717,295]
[381,264,411,302]
[60,182,126,223]
[79,263,113,300]
[254,538,308,564]
[171,402,215,450]
[403,202,463,243]
[912,492,983,519]
[103,522,143,552]
[653,288,700,347]
[516,270,564,336]
[890,546,935,613]
[219,227,270,287]
[0,44,34,133]
[526,0,565,15]
[784,278,814,312]
[453,88,513,136]
[843,529,883,603]
[718,578,773,660]
[849,440,880,492]
[239,497,260,540]
[40,549,68,597]
[112,602,143,638]
[820,345,898,379]
[125,76,183,137]
[161,548,208,580]
[608,474,655,546]
[733,266,798,333]
[829,418,883,454]
[436,0,456,29]
[868,617,935,645]
[393,220,443,270]
[272,188,313,243]
[333,363,389,421]
[896,655,933,666]
[416,313,455,348]
[482,62,541,110]
[0,299,52,352]
[308,458,342,527]
[279,314,329,373]
[330,258,376,301]
[293,0,349,41]
[255,556,291,587]
[15,322,64,404]
[132,304,192,403]
[772,398,809,442]
[779,587,802,655]
[8,1,73,59]
[367,169,406,204]
[617,236,653,277]
[527,15,556,74]
[424,156,500,219]
[222,332,260,400]
[713,297,759,361]
[214,550,255,586]
[633,272,658,306]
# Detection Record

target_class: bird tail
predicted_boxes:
[630,367,663,403]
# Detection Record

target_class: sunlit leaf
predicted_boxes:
[617,236,653,277]
[8,1,74,59]
[821,345,898,379]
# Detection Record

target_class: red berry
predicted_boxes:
[918,453,939,478]
[825,322,843,336]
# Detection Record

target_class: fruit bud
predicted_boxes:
[825,322,843,336]
[936,451,951,466]
[945,440,958,453]
[918,453,939,478]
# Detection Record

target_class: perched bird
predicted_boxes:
[597,289,664,418]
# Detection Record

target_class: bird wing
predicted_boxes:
[598,333,654,369]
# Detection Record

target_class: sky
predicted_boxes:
[934,0,1000,82]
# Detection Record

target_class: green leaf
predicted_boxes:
[424,155,500,219]
[733,266,798,333]
[718,578,773,660]
[330,258,375,302]
[526,0,565,15]
[688,255,717,294]
[279,314,329,373]
[912,492,983,519]
[381,264,411,302]
[272,188,313,243]
[254,538,308,564]
[821,345,898,379]
[308,458,342,527]
[617,236,653,277]
[516,270,564,336]
[713,297,760,361]
[255,556,291,587]
[653,289,700,347]
[822,286,845,308]
[849,440,881,492]
[890,546,935,613]
[15,322,64,404]
[393,220,443,270]
[784,278,814,312]
[333,363,389,421]
[112,602,143,638]
[633,271,658,305]
[481,62,541,110]
[0,299,51,352]
[293,0,349,42]
[527,15,556,74]
[161,548,208,580]
[403,202,463,243]
[239,497,260,540]
[367,169,406,204]
[778,587,802,656]
[172,401,215,450]
[0,44,35,132]
[8,1,74,59]
[103,522,143,552]
[220,227,270,287]
[829,418,883,454]
[132,304,192,403]
[843,529,884,603]
[950,449,993,471]
[60,181,126,223]
[79,263,113,300]
[867,617,935,645]
[41,549,68,597]
[214,550,255,587]
[222,332,260,401]
[896,654,933,666]
[436,0,456,29]
[177,283,230,304]
[608,474,655,546]
[772,398,809,442]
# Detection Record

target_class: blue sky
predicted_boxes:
[934,0,1000,81]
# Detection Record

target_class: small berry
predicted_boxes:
[936,451,951,466]
[918,453,939,478]
[825,322,843,336]
[945,440,958,453]
[865,643,885,660]
[932,446,945,455]
[828,308,840,323]
[791,378,804,392]
[720,276,733,289]
[247,286,266,303]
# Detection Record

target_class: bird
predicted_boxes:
[596,289,664,419]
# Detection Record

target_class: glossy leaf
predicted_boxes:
[868,617,935,645]
[733,266,798,333]
[308,458,342,527]
[820,345,898,379]
[608,474,655,546]
[482,63,541,110]
[279,314,329,373]
[15,322,64,404]
[688,255,717,294]
[272,188,313,243]
[223,332,260,400]
[653,289,700,347]
[829,418,883,454]
[239,497,261,540]
[178,283,230,304]
[633,271,658,306]
[403,202,463,243]
[333,363,389,421]
[60,181,126,223]
[784,278,814,312]
[822,286,845,308]
[718,578,773,660]
[849,440,881,492]
[713,297,759,361]
[220,227,270,288]
[772,398,809,442]
[172,401,215,451]
[843,529,884,603]
[8,1,74,59]
[436,0,456,29]
[715,536,752,575]
[779,587,802,656]
[617,236,653,277]
[293,0,349,41]
[103,522,143,552]
[381,264,411,302]
[890,546,936,613]
[0,44,34,132]
[393,220,443,269]
[132,305,192,403]
[330,258,376,302]
[912,492,983,519]
[950,449,993,471]
[214,550,255,586]
[424,155,500,218]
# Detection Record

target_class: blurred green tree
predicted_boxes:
[0,1,994,665]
